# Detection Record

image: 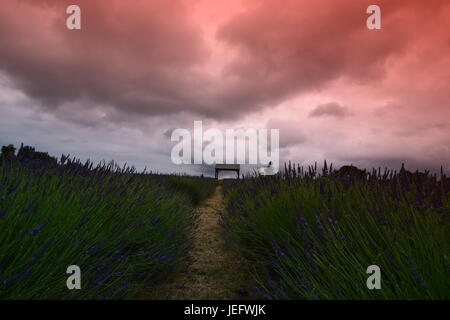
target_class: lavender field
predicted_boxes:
[0,144,215,299]
[1,144,448,299]
[222,163,450,299]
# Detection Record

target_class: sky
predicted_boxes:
[0,0,449,176]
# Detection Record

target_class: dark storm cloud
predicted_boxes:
[1,0,449,175]
[2,0,448,124]
[216,0,413,112]
[0,0,210,118]
[309,102,351,119]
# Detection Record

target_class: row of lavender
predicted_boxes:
[0,145,215,299]
[222,163,449,299]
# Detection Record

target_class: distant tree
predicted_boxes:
[16,143,57,169]
[17,144,36,161]
[1,144,16,158]
[335,165,367,180]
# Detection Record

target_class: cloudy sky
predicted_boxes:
[0,0,449,176]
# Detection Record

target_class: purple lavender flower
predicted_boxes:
[28,220,49,236]
[407,256,428,289]
[28,238,52,262]
[272,242,286,258]
[299,216,308,226]
[150,217,160,226]
[86,245,100,255]
[3,266,34,285]
[328,210,338,225]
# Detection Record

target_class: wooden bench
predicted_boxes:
[215,164,240,179]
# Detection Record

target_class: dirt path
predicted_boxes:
[142,183,252,300]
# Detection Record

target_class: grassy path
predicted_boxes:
[141,183,253,299]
